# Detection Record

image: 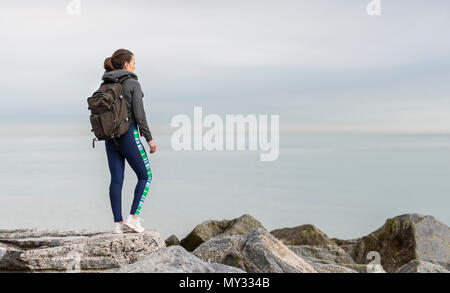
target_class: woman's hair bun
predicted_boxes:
[104,57,115,72]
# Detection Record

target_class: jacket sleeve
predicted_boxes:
[131,81,153,142]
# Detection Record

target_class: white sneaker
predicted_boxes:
[123,215,145,233]
[113,222,127,234]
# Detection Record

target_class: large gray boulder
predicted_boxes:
[106,245,245,273]
[193,227,317,273]
[271,224,336,246]
[180,214,265,252]
[396,260,449,273]
[0,229,165,272]
[351,214,449,272]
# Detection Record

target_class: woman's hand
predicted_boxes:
[148,140,156,153]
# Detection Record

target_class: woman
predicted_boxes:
[102,49,156,233]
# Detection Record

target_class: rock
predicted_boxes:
[312,263,358,273]
[270,224,336,246]
[287,244,355,265]
[165,235,180,247]
[351,214,450,272]
[180,214,265,252]
[0,228,103,240]
[304,259,358,273]
[106,245,245,273]
[193,227,317,273]
[331,238,358,255]
[396,260,449,273]
[0,242,23,271]
[0,244,5,259]
[339,263,386,273]
[0,229,165,272]
[288,244,386,273]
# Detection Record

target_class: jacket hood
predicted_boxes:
[102,69,138,82]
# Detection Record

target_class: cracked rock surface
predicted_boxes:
[0,229,165,272]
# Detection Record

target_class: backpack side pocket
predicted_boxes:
[90,112,115,140]
[90,114,105,140]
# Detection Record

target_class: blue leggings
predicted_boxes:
[105,122,152,222]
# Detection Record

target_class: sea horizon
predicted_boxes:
[0,122,449,241]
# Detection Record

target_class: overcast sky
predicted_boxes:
[1,0,450,133]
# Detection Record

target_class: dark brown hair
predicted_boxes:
[104,49,134,72]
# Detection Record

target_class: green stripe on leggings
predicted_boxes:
[133,129,152,215]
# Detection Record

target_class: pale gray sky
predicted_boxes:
[1,0,450,132]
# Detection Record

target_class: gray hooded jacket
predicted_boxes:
[102,70,153,142]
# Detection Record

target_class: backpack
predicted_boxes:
[87,75,131,148]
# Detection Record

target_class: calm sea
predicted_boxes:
[0,123,449,241]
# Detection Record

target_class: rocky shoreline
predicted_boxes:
[0,213,448,273]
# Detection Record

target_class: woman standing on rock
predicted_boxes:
[102,49,156,233]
